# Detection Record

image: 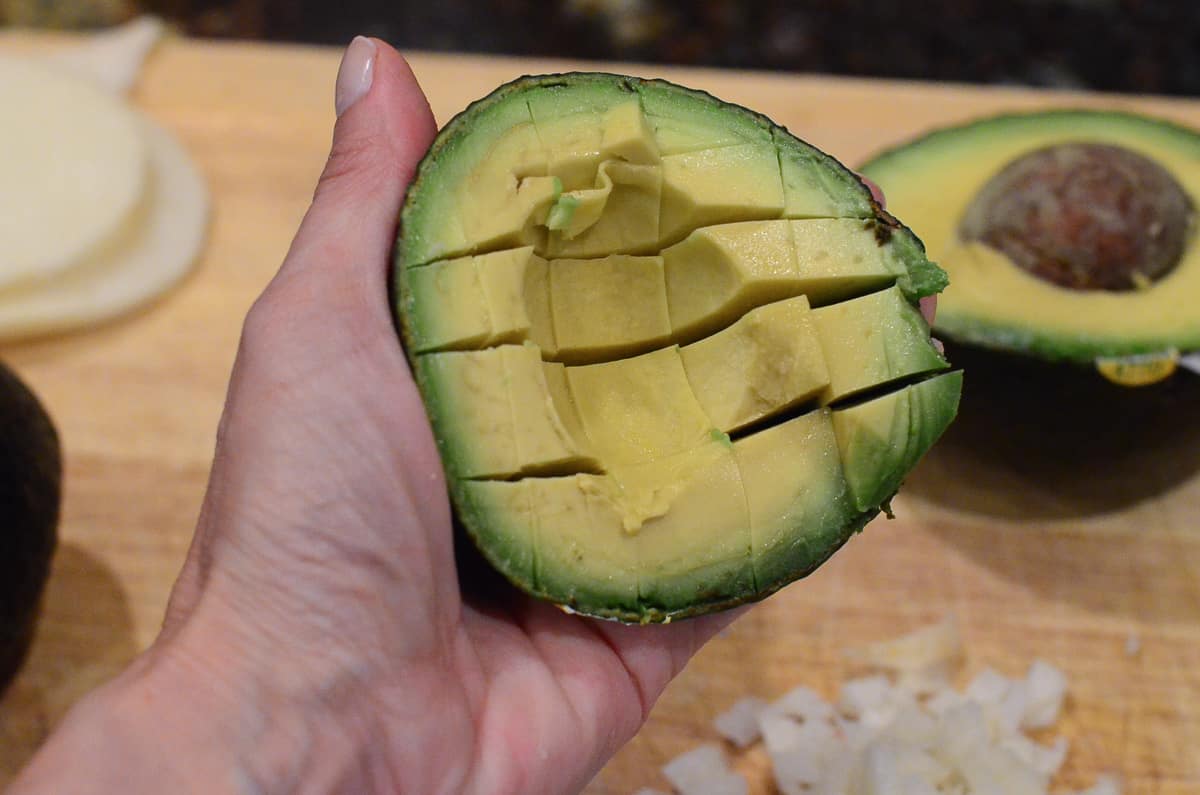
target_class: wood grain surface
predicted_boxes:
[0,34,1198,794]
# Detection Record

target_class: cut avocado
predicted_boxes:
[679,295,829,432]
[1,362,61,692]
[810,285,950,403]
[831,371,964,513]
[395,73,959,622]
[860,109,1200,374]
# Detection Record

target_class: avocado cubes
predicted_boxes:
[396,73,959,622]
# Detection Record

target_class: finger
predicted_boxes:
[496,601,752,792]
[920,294,937,325]
[276,37,437,294]
[590,605,749,701]
[857,172,886,208]
[851,173,939,326]
[855,173,937,325]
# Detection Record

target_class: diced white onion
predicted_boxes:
[964,668,1011,705]
[996,679,1030,735]
[682,618,1118,795]
[662,744,730,794]
[1021,659,1067,730]
[713,697,766,748]
[1072,774,1122,795]
[758,711,807,754]
[695,773,747,795]
[897,661,955,696]
[845,614,964,672]
[839,674,893,719]
[771,685,836,723]
[1001,735,1069,778]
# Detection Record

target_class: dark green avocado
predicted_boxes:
[1,362,61,693]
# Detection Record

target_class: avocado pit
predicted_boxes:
[958,142,1194,291]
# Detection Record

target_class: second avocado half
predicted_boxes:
[861,109,1200,384]
[393,73,960,622]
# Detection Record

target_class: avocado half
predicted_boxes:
[393,73,960,622]
[860,109,1200,379]
[1,362,61,692]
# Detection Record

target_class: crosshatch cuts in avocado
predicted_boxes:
[861,109,1200,374]
[392,73,960,623]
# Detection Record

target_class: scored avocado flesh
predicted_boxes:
[397,74,959,622]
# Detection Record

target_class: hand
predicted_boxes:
[9,37,739,795]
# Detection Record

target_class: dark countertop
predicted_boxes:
[4,0,1198,97]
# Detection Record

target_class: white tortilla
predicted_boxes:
[0,113,208,339]
[0,54,147,288]
[44,16,166,95]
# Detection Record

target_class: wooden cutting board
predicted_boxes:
[0,35,1197,794]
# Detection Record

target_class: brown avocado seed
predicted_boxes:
[958,142,1194,291]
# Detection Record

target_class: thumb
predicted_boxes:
[275,37,437,296]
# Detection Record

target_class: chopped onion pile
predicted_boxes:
[649,617,1120,795]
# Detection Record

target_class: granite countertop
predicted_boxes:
[4,0,1197,97]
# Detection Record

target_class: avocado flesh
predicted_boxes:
[549,254,672,361]
[860,110,1200,362]
[733,409,859,593]
[831,371,964,513]
[405,218,936,364]
[810,285,950,403]
[679,295,829,433]
[423,295,945,485]
[1,362,61,692]
[658,143,786,242]
[416,345,600,479]
[664,219,923,343]
[398,73,958,622]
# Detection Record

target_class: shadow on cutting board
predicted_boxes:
[894,346,1200,625]
[0,544,138,785]
[903,343,1200,520]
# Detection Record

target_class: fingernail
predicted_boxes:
[335,36,376,117]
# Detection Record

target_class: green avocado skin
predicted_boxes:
[0,362,61,694]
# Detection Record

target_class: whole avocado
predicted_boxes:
[0,361,61,694]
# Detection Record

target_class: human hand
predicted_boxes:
[9,37,742,795]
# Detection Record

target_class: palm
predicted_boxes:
[452,589,733,794]
[170,275,732,793]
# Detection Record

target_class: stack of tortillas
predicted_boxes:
[0,18,208,340]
